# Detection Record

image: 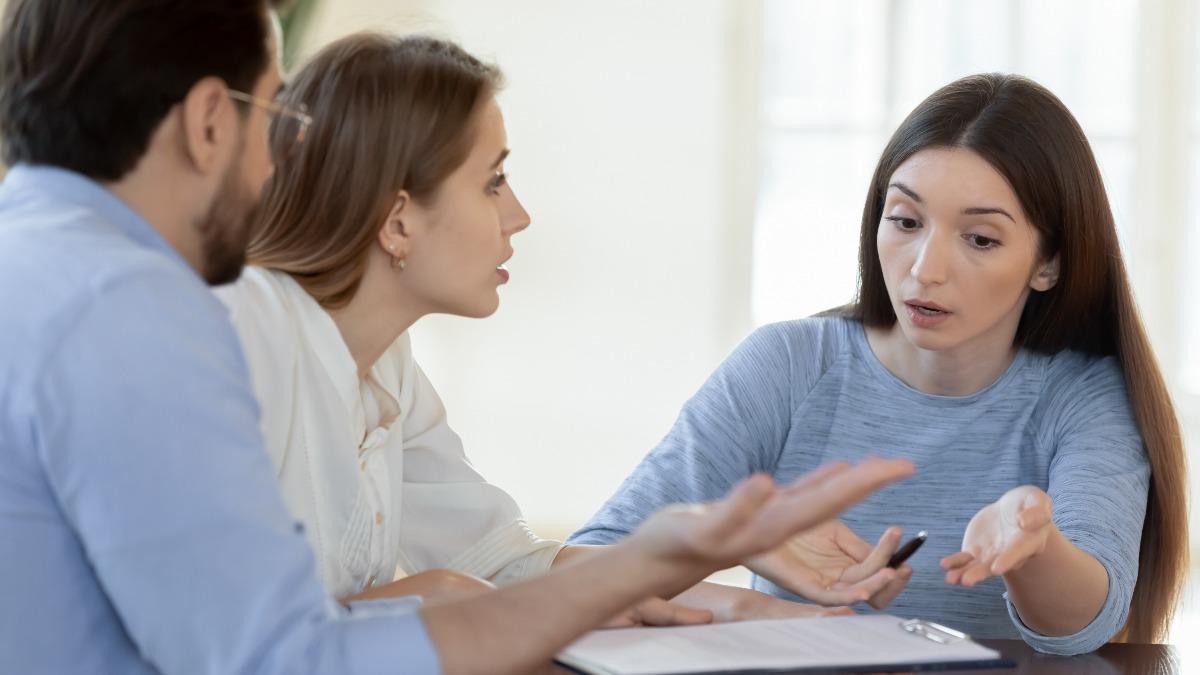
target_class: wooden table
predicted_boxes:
[549,639,1180,674]
[956,639,1179,674]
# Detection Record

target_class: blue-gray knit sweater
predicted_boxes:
[569,316,1148,655]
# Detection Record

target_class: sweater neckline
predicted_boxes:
[846,319,1030,408]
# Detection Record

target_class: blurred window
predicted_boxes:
[753,0,1138,326]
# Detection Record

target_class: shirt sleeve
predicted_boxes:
[568,323,800,545]
[1006,356,1149,655]
[36,271,441,675]
[398,353,562,585]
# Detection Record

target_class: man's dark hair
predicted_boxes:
[0,0,274,181]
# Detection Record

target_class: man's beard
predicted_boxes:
[197,161,261,286]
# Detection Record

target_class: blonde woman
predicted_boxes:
[216,33,910,620]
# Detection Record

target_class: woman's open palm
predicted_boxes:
[941,485,1054,587]
[745,521,911,608]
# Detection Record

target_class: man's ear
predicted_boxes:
[178,76,233,174]
[1030,254,1060,292]
[377,191,412,259]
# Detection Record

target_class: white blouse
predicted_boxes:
[215,267,561,598]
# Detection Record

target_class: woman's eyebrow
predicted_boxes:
[888,182,922,203]
[963,206,1016,223]
[890,182,1016,223]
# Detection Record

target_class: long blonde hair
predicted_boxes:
[248,33,502,307]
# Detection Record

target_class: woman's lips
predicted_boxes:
[904,301,950,328]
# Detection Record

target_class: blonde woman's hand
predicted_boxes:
[600,587,851,628]
[340,568,494,605]
[941,485,1054,587]
[722,587,854,621]
[602,597,714,628]
[745,521,912,608]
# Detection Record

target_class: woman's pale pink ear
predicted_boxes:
[1031,254,1060,292]
[377,191,410,254]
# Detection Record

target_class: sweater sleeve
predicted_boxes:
[569,321,809,545]
[1008,356,1149,655]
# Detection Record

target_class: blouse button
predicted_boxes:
[375,512,384,525]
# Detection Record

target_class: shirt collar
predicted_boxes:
[265,270,405,433]
[1,163,191,270]
[270,269,366,425]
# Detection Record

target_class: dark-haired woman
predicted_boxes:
[215,32,908,623]
[571,73,1188,654]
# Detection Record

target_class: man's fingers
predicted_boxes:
[779,462,851,495]
[713,459,913,564]
[701,474,777,544]
[763,459,915,547]
[835,521,886,562]
[824,457,915,490]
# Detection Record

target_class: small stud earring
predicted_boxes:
[385,243,406,270]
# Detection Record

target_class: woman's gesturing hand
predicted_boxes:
[745,521,912,608]
[941,485,1054,587]
[626,459,916,583]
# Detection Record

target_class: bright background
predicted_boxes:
[295,0,1199,643]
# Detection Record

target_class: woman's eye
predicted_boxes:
[488,172,508,195]
[964,233,999,249]
[885,216,920,231]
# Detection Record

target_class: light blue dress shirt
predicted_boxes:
[0,165,441,674]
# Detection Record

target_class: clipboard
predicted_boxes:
[556,614,1016,674]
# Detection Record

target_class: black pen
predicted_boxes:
[887,530,927,568]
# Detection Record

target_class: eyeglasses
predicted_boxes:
[228,89,313,162]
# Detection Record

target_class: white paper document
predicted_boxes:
[557,614,1003,674]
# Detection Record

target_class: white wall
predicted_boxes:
[301,0,759,536]
[299,1,1199,555]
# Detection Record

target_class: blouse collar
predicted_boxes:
[273,271,367,427]
[268,269,406,435]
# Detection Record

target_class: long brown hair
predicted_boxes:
[852,73,1188,643]
[247,32,502,307]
